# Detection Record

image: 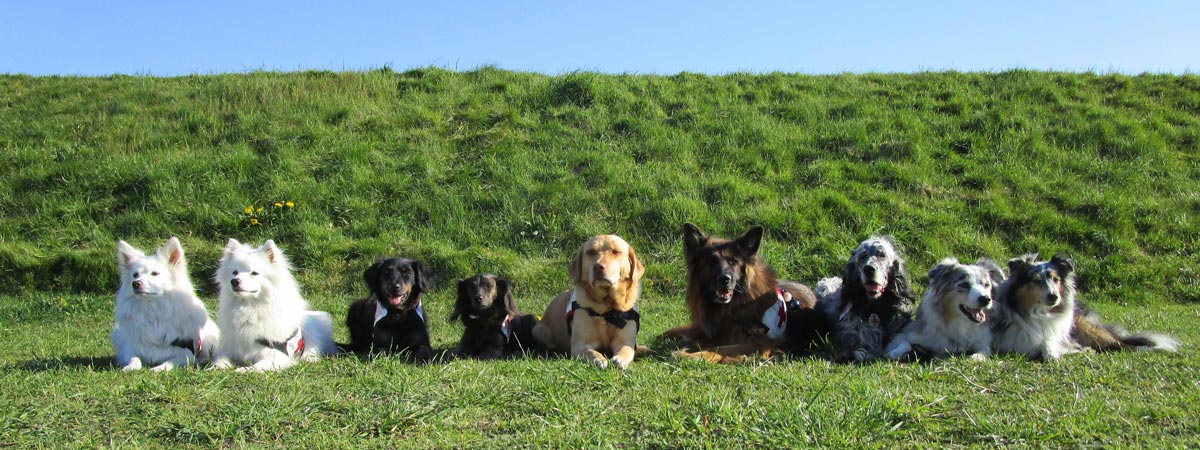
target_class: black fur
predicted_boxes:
[344,257,434,361]
[826,237,915,362]
[450,274,536,359]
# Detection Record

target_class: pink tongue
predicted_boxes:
[866,284,884,296]
[973,309,987,323]
[389,296,404,306]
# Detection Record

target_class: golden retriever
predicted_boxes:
[532,235,645,369]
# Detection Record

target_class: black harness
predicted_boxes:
[169,338,198,354]
[566,301,641,335]
[255,329,304,356]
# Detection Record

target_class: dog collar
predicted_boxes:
[169,330,203,355]
[256,328,304,357]
[762,288,790,340]
[375,301,424,326]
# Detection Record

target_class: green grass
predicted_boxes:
[1,68,1199,447]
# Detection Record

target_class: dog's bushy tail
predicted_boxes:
[1073,306,1179,353]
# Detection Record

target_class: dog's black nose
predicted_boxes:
[863,266,877,276]
[979,295,992,306]
[391,284,402,291]
[718,273,732,285]
[132,280,142,289]
[1047,293,1058,302]
[231,278,240,287]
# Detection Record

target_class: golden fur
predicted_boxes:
[532,235,645,369]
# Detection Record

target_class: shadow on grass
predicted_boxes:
[11,355,114,372]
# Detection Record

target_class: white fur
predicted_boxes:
[886,258,999,360]
[213,239,335,372]
[111,237,220,371]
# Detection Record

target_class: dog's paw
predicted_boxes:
[121,360,143,371]
[149,362,175,372]
[211,358,233,370]
[968,353,988,362]
[853,349,872,363]
[235,365,261,373]
[611,353,633,370]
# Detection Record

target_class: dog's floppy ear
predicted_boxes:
[568,245,585,286]
[449,277,469,323]
[976,258,1006,285]
[411,260,431,293]
[626,244,646,283]
[116,240,142,269]
[682,223,708,255]
[734,225,764,256]
[363,259,384,293]
[1050,254,1074,278]
[927,257,958,285]
[497,277,518,318]
[158,237,187,271]
[1007,254,1036,275]
[888,259,912,301]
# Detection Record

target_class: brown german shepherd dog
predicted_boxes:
[661,223,827,363]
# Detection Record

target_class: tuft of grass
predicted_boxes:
[1,68,1198,447]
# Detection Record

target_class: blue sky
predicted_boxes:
[2,1,1195,76]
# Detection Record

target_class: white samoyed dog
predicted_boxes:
[111,237,221,371]
[213,239,336,372]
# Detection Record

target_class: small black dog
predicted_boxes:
[449,274,536,359]
[345,257,434,361]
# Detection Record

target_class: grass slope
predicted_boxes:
[1,68,1198,447]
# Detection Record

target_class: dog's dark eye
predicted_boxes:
[250,271,259,276]
[232,270,239,276]
[586,249,598,256]
[958,282,969,290]
[150,271,160,276]
[611,249,621,255]
[726,257,737,266]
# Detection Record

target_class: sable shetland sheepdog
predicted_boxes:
[213,239,336,372]
[661,224,824,363]
[111,237,220,371]
[817,236,915,363]
[991,254,1178,360]
[885,257,1004,361]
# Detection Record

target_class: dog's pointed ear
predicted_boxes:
[1050,254,1075,277]
[627,243,646,283]
[223,238,241,255]
[682,223,707,255]
[262,239,284,264]
[449,277,468,323]
[498,277,518,318]
[735,226,764,256]
[117,240,141,269]
[976,258,1006,284]
[412,260,432,293]
[159,237,186,270]
[927,258,958,285]
[568,245,585,285]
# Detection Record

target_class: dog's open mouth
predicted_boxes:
[864,282,886,298]
[232,287,259,294]
[959,304,987,323]
[389,292,409,306]
[714,288,734,303]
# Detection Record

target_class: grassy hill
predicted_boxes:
[1,68,1197,447]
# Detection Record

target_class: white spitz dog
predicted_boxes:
[213,239,336,372]
[111,237,221,371]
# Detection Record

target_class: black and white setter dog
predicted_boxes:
[449,274,537,359]
[817,236,915,362]
[344,257,434,361]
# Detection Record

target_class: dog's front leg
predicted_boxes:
[884,335,912,360]
[241,349,293,372]
[121,356,144,371]
[572,342,609,369]
[610,344,635,369]
[150,348,195,372]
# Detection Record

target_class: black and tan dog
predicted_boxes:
[661,223,824,363]
[532,235,645,369]
[344,257,434,361]
[449,274,537,359]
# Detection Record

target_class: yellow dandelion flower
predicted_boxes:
[285,201,294,208]
[244,205,253,214]
[274,202,283,208]
[256,207,263,213]
[250,218,259,225]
